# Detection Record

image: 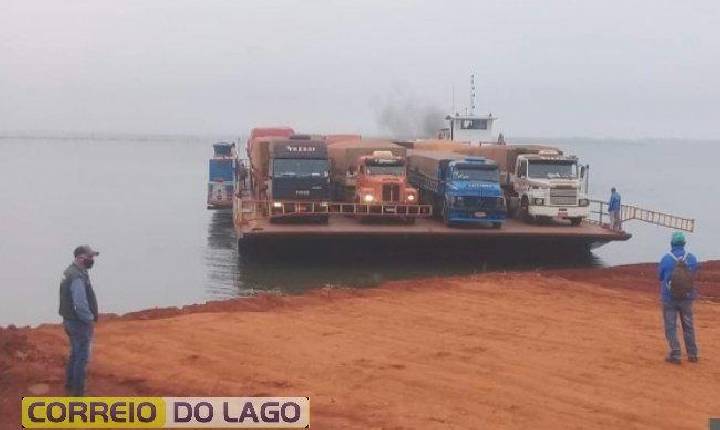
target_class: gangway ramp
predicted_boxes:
[588,200,695,232]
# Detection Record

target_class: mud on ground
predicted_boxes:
[2,262,719,429]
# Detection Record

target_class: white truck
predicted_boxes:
[459,145,590,225]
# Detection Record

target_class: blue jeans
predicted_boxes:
[63,319,94,396]
[662,299,698,360]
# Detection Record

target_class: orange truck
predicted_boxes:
[355,150,418,206]
[328,139,427,221]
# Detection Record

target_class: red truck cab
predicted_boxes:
[355,151,418,205]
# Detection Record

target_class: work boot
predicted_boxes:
[665,357,681,365]
[688,356,699,363]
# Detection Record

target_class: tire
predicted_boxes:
[520,197,533,223]
[507,196,519,218]
[492,222,502,229]
[570,217,583,226]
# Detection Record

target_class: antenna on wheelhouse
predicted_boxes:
[470,72,477,115]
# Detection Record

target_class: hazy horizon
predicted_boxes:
[2,1,718,139]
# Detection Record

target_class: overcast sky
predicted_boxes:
[1,0,718,138]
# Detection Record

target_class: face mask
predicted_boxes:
[84,258,95,269]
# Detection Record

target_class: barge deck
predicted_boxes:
[235,213,631,257]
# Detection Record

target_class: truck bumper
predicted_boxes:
[207,183,234,209]
[270,201,330,219]
[448,209,506,224]
[528,205,588,218]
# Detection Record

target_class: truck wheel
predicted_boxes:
[570,217,583,226]
[520,198,533,223]
[492,222,502,229]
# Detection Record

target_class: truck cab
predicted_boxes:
[267,136,330,222]
[442,157,506,227]
[408,151,506,228]
[512,149,590,225]
[207,141,238,209]
[355,151,418,205]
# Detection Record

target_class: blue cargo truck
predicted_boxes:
[207,142,238,209]
[407,150,506,228]
[266,136,331,222]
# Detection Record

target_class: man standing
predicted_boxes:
[58,245,99,395]
[658,232,699,364]
[608,187,622,231]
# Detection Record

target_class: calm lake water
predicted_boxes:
[1,135,716,326]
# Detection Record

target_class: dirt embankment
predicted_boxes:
[2,262,720,429]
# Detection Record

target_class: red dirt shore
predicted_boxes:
[2,262,719,429]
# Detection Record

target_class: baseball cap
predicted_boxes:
[74,245,100,258]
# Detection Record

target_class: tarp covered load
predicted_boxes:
[453,145,562,173]
[326,134,362,145]
[409,139,472,152]
[407,150,465,180]
[328,139,407,180]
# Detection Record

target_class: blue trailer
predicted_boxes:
[407,151,506,228]
[207,142,238,209]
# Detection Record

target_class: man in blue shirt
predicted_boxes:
[608,187,622,231]
[658,232,699,364]
[58,245,99,395]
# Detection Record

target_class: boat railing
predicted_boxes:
[588,199,695,232]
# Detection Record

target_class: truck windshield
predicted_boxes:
[367,165,405,176]
[273,159,329,177]
[213,144,232,157]
[451,167,499,182]
[528,161,577,179]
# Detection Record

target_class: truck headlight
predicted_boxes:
[363,194,375,203]
[272,201,282,208]
[579,198,590,207]
[407,195,415,202]
[533,198,544,206]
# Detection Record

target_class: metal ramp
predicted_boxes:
[588,199,695,232]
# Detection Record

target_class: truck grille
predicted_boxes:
[549,189,578,206]
[382,184,401,202]
[461,197,504,209]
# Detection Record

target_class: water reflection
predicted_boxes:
[205,211,603,300]
[205,210,238,296]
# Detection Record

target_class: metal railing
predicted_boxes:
[588,199,695,232]
[234,198,432,224]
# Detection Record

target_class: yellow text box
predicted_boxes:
[22,397,166,428]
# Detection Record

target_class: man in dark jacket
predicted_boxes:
[59,245,99,395]
[658,232,699,364]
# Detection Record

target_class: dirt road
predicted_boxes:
[2,263,719,429]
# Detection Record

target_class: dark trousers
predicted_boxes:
[662,299,698,360]
[63,319,94,396]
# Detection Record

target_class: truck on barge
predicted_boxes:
[250,135,331,223]
[407,151,506,228]
[207,141,239,209]
[458,145,590,225]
